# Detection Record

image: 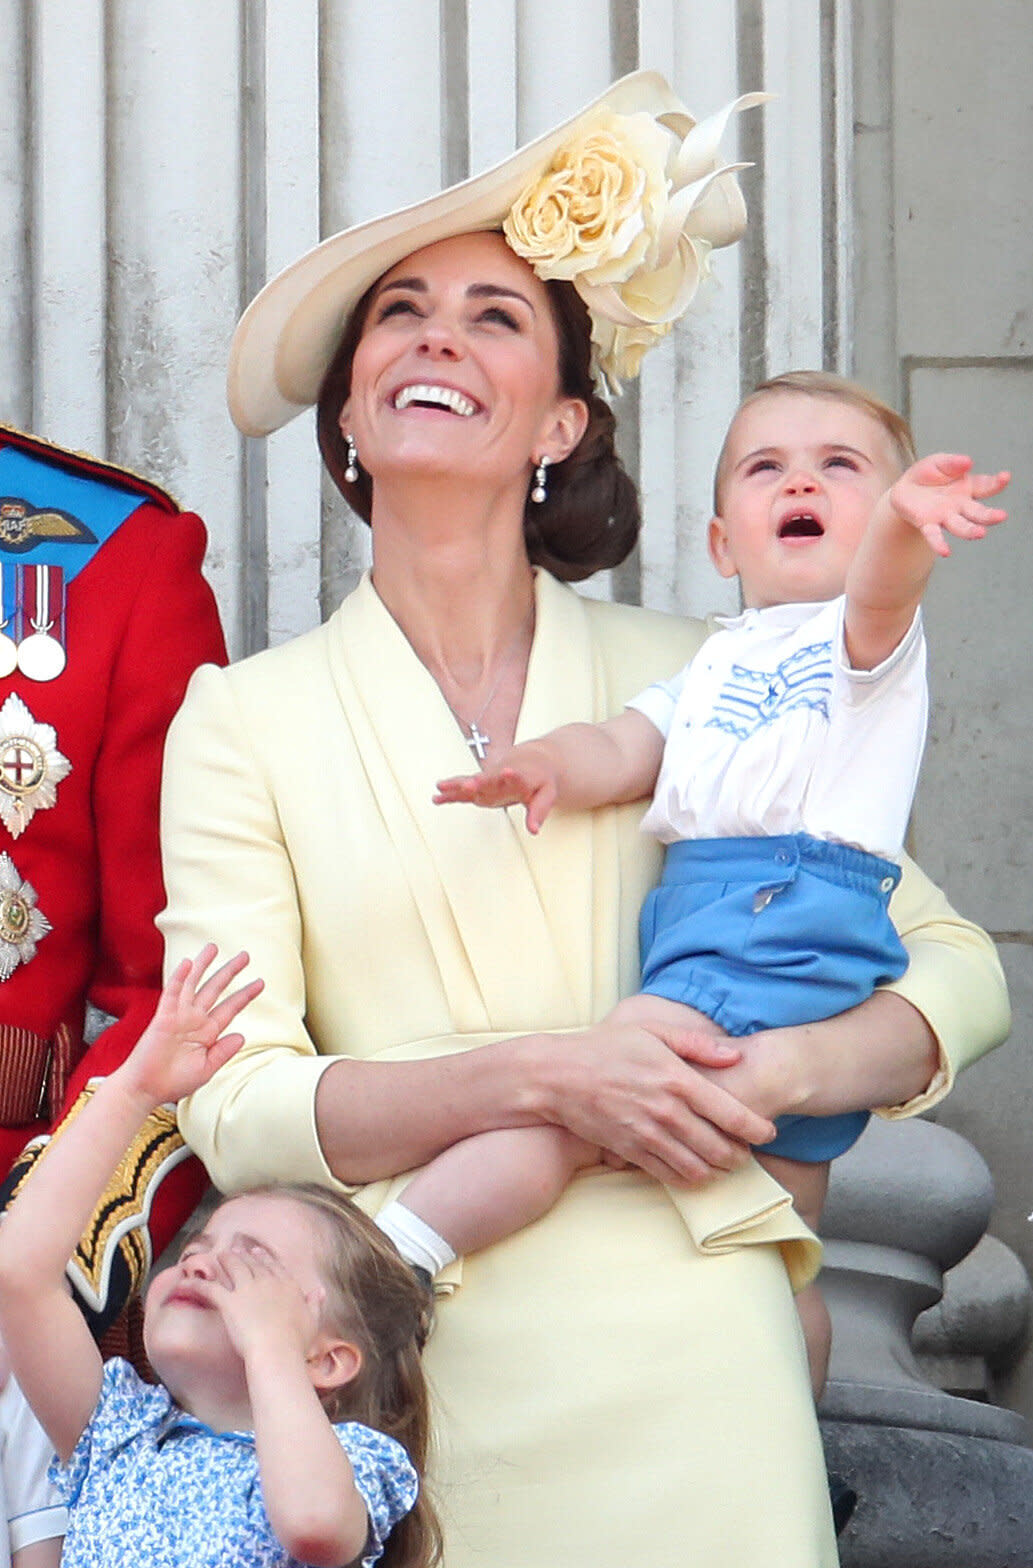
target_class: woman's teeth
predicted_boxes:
[393,384,476,416]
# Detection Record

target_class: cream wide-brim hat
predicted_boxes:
[228,70,755,437]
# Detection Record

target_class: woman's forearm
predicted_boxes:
[736,990,940,1122]
[314,1039,546,1184]
[315,1021,776,1189]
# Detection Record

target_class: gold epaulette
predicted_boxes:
[7,1082,193,1312]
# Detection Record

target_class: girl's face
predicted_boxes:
[144,1193,341,1406]
[708,392,903,608]
[341,230,587,505]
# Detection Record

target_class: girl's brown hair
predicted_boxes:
[712,369,918,513]
[316,261,640,582]
[212,1184,441,1568]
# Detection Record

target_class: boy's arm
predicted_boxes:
[844,453,1008,670]
[12,1544,64,1568]
[435,709,665,833]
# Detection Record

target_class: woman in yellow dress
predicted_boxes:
[159,74,1009,1565]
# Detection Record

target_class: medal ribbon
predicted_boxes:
[18,564,66,642]
[0,564,15,633]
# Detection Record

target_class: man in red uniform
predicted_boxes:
[0,423,226,1561]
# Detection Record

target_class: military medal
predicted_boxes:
[0,693,71,839]
[0,851,50,981]
[16,564,67,681]
[0,566,17,677]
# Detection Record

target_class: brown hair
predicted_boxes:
[210,1184,441,1568]
[712,369,918,513]
[316,261,640,582]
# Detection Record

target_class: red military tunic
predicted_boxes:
[0,423,227,1333]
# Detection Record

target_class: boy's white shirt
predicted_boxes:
[0,1376,66,1558]
[629,596,927,858]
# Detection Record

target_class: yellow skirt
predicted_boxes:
[419,1167,838,1566]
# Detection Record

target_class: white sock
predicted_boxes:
[376,1200,457,1276]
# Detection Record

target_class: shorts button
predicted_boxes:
[775,849,790,864]
[880,876,895,893]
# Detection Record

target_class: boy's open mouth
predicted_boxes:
[778,511,824,538]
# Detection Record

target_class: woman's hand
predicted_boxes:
[526,1018,777,1187]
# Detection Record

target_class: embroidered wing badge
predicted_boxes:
[0,497,96,552]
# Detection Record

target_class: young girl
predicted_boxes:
[382,372,1009,1399]
[0,946,438,1568]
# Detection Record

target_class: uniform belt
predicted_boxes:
[0,1021,73,1126]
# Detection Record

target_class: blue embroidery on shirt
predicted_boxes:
[705,640,833,739]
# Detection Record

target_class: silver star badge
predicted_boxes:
[0,851,51,981]
[0,692,72,838]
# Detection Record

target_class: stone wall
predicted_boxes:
[850,0,1033,1421]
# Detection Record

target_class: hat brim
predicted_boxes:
[228,71,698,437]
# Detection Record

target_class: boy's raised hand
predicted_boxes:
[435,743,561,834]
[125,944,264,1106]
[891,453,1009,557]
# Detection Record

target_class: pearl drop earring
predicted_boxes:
[530,456,550,504]
[344,434,359,484]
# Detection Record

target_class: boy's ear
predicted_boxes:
[308,1336,362,1394]
[707,515,739,580]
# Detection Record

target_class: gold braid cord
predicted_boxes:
[6,1082,192,1314]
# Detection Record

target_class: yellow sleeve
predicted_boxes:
[160,659,505,1195]
[878,850,1010,1117]
[159,662,335,1192]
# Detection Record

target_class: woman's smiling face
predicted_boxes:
[341,230,586,500]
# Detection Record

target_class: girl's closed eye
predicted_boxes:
[825,453,860,471]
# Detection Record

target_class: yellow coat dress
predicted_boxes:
[160,569,1009,1568]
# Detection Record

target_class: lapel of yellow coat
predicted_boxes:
[325,571,602,1031]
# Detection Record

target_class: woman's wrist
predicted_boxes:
[500,1031,568,1128]
[740,992,940,1121]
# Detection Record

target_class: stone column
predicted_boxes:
[818,1116,1033,1567]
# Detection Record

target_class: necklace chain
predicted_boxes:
[438,607,532,762]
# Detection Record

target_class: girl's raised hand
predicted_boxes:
[891,453,1009,557]
[124,944,264,1106]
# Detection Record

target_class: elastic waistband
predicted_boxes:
[660,834,901,899]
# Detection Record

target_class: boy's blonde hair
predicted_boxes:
[712,370,918,514]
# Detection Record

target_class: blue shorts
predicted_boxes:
[638,834,908,1161]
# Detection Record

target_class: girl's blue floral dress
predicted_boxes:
[51,1359,418,1567]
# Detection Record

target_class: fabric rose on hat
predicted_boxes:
[504,91,768,390]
